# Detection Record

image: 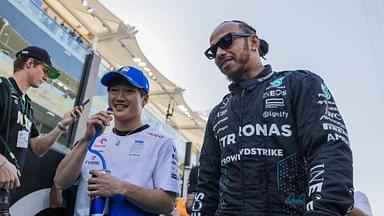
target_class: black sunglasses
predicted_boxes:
[204,32,253,59]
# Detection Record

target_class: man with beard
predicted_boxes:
[191,20,354,215]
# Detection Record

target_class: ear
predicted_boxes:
[25,58,34,69]
[142,94,149,107]
[250,34,260,51]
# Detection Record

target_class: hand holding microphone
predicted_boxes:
[87,107,113,216]
[85,107,113,170]
[83,107,113,141]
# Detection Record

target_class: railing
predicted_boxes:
[8,0,90,61]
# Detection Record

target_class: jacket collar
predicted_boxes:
[228,65,274,93]
[8,77,31,102]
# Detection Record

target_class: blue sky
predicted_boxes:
[101,0,384,214]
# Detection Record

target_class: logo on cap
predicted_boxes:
[16,46,61,79]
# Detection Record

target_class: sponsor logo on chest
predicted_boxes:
[128,140,145,156]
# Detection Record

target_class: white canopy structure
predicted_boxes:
[45,0,205,151]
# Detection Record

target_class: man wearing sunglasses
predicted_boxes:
[192,20,353,215]
[0,46,84,214]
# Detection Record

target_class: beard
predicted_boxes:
[222,42,251,83]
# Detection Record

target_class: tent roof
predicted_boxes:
[45,0,205,150]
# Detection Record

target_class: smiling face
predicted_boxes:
[108,83,148,127]
[209,22,262,82]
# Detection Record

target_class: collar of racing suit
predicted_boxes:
[228,64,275,93]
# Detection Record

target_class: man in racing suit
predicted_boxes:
[191,20,354,215]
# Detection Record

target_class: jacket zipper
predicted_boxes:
[240,88,246,216]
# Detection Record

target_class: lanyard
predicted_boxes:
[0,78,21,170]
[0,135,20,170]
[6,79,29,128]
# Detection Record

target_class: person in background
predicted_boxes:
[170,197,188,216]
[54,66,180,216]
[191,20,354,215]
[168,165,198,216]
[35,183,66,216]
[0,46,83,215]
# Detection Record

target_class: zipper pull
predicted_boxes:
[241,89,246,96]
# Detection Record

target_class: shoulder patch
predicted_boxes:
[269,76,285,88]
[220,94,231,108]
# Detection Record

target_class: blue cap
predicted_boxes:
[101,66,150,94]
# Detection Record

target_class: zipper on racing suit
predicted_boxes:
[240,88,246,216]
[237,68,275,215]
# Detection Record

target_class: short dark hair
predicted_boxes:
[13,56,41,73]
[223,20,256,34]
[221,20,269,58]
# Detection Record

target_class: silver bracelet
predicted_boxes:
[57,121,68,132]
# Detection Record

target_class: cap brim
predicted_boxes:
[44,63,61,79]
[101,71,142,89]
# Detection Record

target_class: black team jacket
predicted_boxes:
[191,65,354,216]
